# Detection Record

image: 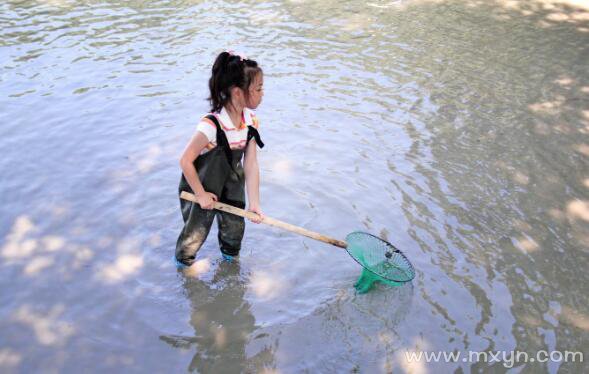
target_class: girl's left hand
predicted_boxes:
[248,205,264,224]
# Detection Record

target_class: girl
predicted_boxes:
[176,51,265,270]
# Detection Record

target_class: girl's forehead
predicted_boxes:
[252,73,263,85]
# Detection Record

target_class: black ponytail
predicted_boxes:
[208,51,262,113]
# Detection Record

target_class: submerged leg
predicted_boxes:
[217,210,245,258]
[216,164,246,259]
[175,200,216,267]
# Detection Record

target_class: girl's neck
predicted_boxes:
[225,103,243,128]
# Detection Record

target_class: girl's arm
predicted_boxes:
[244,139,264,223]
[179,131,218,209]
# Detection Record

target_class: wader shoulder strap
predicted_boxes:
[205,114,234,168]
[247,126,265,149]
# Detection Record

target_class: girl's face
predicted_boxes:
[245,73,264,109]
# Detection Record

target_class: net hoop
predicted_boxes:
[345,231,415,283]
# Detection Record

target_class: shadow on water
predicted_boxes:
[159,262,276,373]
[237,279,415,372]
[278,0,588,372]
[369,1,589,372]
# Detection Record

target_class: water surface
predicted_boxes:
[1,0,588,372]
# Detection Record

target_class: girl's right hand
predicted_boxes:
[197,192,218,210]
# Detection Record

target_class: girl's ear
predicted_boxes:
[230,86,243,103]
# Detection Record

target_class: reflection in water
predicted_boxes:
[160,262,274,373]
[248,282,415,372]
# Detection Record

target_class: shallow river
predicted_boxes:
[1,0,588,372]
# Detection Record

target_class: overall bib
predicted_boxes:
[176,115,264,266]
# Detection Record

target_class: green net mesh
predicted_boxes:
[346,232,415,293]
[354,268,403,293]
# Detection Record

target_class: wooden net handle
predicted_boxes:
[180,191,347,249]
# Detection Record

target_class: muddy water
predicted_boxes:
[1,0,588,372]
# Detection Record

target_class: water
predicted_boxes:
[1,0,588,372]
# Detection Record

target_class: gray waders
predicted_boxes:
[176,115,264,266]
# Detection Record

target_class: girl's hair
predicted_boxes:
[208,51,262,113]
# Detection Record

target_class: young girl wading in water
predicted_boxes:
[176,51,265,272]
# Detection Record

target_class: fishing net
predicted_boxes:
[346,232,415,293]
